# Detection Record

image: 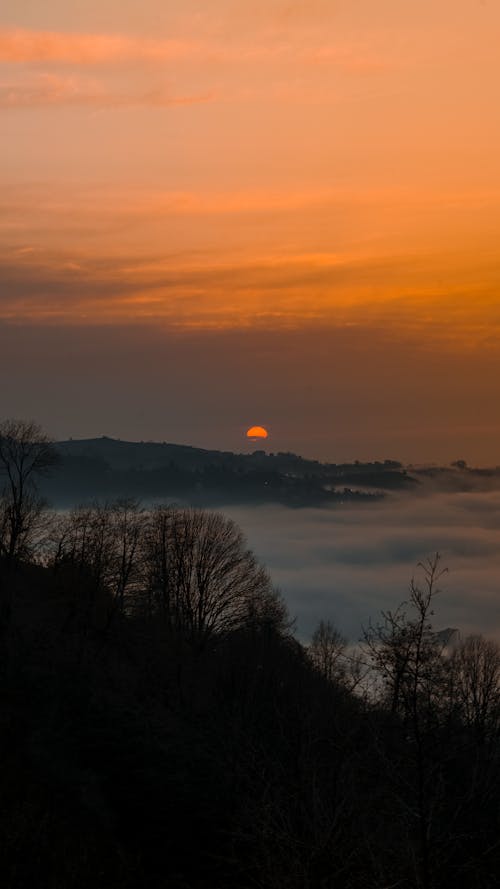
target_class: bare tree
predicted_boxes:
[363,555,448,718]
[309,619,347,683]
[362,555,448,889]
[0,418,59,564]
[52,503,116,588]
[143,506,286,646]
[109,499,145,615]
[450,634,500,742]
[50,499,145,624]
[0,419,59,639]
[49,502,285,644]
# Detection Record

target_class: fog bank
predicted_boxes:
[226,490,500,641]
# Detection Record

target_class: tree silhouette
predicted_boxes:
[0,419,58,562]
[142,505,284,646]
[0,419,58,635]
[309,618,347,683]
[450,633,500,742]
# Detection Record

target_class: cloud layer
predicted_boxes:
[227,491,500,643]
[0,24,387,111]
[0,27,384,69]
[2,239,500,348]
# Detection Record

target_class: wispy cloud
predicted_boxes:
[0,72,213,110]
[0,26,390,112]
[2,180,500,337]
[1,244,500,346]
[0,27,385,71]
[5,180,500,225]
[0,29,197,65]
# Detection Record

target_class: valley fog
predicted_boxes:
[225,490,500,642]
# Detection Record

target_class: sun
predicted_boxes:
[246,425,269,442]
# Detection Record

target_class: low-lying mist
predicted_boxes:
[225,489,500,642]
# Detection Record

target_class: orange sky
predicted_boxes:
[2,1,500,460]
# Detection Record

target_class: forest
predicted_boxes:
[0,420,499,889]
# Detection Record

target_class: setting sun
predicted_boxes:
[246,425,269,441]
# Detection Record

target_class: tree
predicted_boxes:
[50,502,116,589]
[49,499,145,628]
[362,555,448,889]
[142,506,286,646]
[0,419,59,639]
[309,619,347,684]
[363,555,447,718]
[0,418,59,565]
[450,633,500,742]
[49,503,287,646]
[109,499,145,616]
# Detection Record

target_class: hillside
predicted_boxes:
[41,437,415,507]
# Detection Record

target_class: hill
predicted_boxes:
[40,437,416,507]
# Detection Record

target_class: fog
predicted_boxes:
[226,490,500,642]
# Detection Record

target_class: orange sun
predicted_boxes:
[246,425,269,442]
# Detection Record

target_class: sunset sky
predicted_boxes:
[2,0,500,462]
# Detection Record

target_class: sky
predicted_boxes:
[2,0,500,462]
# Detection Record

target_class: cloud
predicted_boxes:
[1,244,500,348]
[0,72,213,109]
[2,181,500,342]
[0,29,196,65]
[0,26,388,112]
[0,27,384,72]
[5,181,500,225]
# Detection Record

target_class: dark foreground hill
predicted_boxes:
[0,543,498,889]
[41,436,415,507]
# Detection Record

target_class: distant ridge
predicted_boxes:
[57,435,242,471]
[41,436,500,508]
[44,437,413,508]
[56,436,408,475]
